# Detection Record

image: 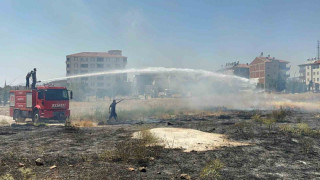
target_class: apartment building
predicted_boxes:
[250,53,290,91]
[298,59,320,91]
[66,50,127,96]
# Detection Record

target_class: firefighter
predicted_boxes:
[31,68,37,89]
[26,72,31,89]
[108,99,124,121]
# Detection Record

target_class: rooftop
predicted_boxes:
[298,60,320,66]
[236,64,250,68]
[66,52,126,58]
[256,56,289,63]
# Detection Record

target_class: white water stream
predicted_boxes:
[41,67,255,85]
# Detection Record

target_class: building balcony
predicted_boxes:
[280,67,290,71]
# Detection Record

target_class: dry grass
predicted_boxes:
[0,119,9,126]
[69,98,231,122]
[72,120,96,127]
[269,107,291,122]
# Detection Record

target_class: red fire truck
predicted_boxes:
[9,86,72,123]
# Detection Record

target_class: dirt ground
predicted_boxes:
[0,108,320,179]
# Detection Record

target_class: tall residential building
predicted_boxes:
[298,58,320,91]
[249,53,290,91]
[217,61,250,79]
[66,50,128,96]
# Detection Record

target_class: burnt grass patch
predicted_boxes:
[0,110,319,179]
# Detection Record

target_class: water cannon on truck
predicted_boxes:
[9,86,73,123]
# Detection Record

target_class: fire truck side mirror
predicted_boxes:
[70,91,73,100]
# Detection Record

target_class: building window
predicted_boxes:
[106,58,110,62]
[74,64,78,68]
[97,57,104,62]
[81,70,88,74]
[74,70,78,74]
[67,71,70,74]
[318,78,319,82]
[80,57,85,62]
[314,72,316,75]
[81,77,88,81]
[97,76,104,80]
[97,64,104,68]
[307,72,309,75]
[81,64,89,68]
[67,64,70,68]
[116,76,121,82]
[67,58,70,61]
[97,82,104,87]
[74,57,78,61]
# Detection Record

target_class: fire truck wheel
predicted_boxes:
[14,110,25,123]
[58,117,67,123]
[32,110,40,123]
[13,110,18,120]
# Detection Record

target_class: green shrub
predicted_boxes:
[252,114,263,123]
[300,137,314,154]
[279,124,294,135]
[19,168,35,180]
[270,107,289,122]
[262,118,276,130]
[200,159,224,179]
[0,174,14,180]
[279,123,320,138]
[100,129,163,165]
[296,123,312,135]
[230,121,254,139]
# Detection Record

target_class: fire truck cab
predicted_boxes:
[9,86,72,123]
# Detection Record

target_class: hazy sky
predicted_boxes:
[1,0,320,86]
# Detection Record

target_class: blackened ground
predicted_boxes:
[0,110,319,179]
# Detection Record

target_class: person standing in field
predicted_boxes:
[108,99,123,121]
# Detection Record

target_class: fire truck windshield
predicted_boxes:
[45,89,69,101]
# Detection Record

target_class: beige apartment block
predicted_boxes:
[66,50,127,96]
[299,59,320,90]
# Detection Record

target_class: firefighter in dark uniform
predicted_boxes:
[26,72,31,89]
[31,68,37,89]
[108,99,123,121]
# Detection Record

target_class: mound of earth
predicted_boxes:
[133,127,249,152]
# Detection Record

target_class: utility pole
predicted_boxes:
[318,40,320,60]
